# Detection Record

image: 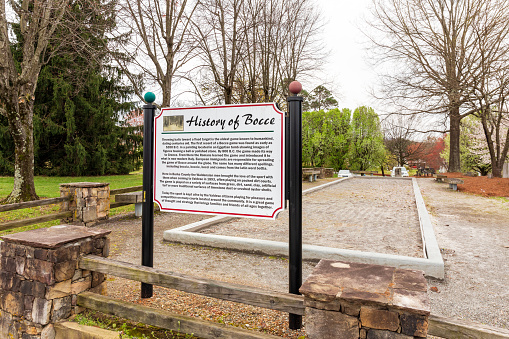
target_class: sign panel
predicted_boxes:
[154,103,284,219]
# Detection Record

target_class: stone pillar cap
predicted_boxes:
[300,259,430,315]
[1,225,111,249]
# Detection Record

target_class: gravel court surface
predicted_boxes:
[200,177,423,258]
[417,178,509,330]
[98,176,509,337]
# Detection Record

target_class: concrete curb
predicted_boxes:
[163,178,445,279]
[413,178,443,263]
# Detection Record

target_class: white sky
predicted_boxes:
[310,0,378,112]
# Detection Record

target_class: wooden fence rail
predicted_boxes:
[0,196,68,212]
[77,292,279,339]
[110,185,143,195]
[79,255,304,315]
[78,255,509,339]
[0,211,72,232]
[0,185,143,232]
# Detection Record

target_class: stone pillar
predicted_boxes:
[300,259,430,339]
[0,225,110,339]
[314,167,325,179]
[60,182,110,226]
[324,168,334,178]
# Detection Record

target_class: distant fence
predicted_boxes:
[0,196,72,232]
[109,185,143,209]
[0,184,143,232]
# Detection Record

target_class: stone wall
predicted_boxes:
[60,182,110,226]
[0,225,110,339]
[300,259,430,339]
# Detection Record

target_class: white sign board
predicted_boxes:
[154,103,285,219]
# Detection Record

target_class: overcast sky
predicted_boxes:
[311,0,378,112]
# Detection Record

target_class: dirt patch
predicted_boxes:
[420,172,509,197]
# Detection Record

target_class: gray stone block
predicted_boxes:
[24,295,34,312]
[51,296,71,322]
[25,259,54,285]
[15,256,26,275]
[54,260,77,282]
[1,256,16,272]
[306,307,359,339]
[41,324,56,339]
[32,298,52,325]
[367,329,413,339]
[400,313,428,337]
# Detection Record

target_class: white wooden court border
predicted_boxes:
[163,177,445,279]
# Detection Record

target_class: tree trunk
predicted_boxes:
[5,103,39,203]
[448,108,462,172]
[492,164,502,178]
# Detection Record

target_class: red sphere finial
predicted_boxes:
[289,80,302,95]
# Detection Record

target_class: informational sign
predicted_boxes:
[154,103,284,219]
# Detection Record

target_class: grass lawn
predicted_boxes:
[0,172,143,236]
[0,173,142,199]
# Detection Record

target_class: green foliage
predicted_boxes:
[347,106,386,171]
[302,108,351,170]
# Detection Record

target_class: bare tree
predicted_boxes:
[191,0,325,105]
[112,0,198,107]
[368,0,509,172]
[279,0,324,97]
[0,0,70,202]
[382,115,428,167]
[191,0,245,105]
[466,5,509,177]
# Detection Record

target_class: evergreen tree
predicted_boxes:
[302,85,338,112]
[33,60,142,176]
[0,0,142,177]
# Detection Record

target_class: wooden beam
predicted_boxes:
[0,211,72,231]
[77,292,281,339]
[79,255,305,315]
[0,196,68,212]
[110,186,143,195]
[114,191,143,203]
[429,314,509,339]
[109,202,132,209]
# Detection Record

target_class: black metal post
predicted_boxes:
[285,113,290,205]
[141,102,156,298]
[287,95,303,329]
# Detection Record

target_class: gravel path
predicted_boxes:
[201,178,423,258]
[98,177,509,337]
[417,178,509,329]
